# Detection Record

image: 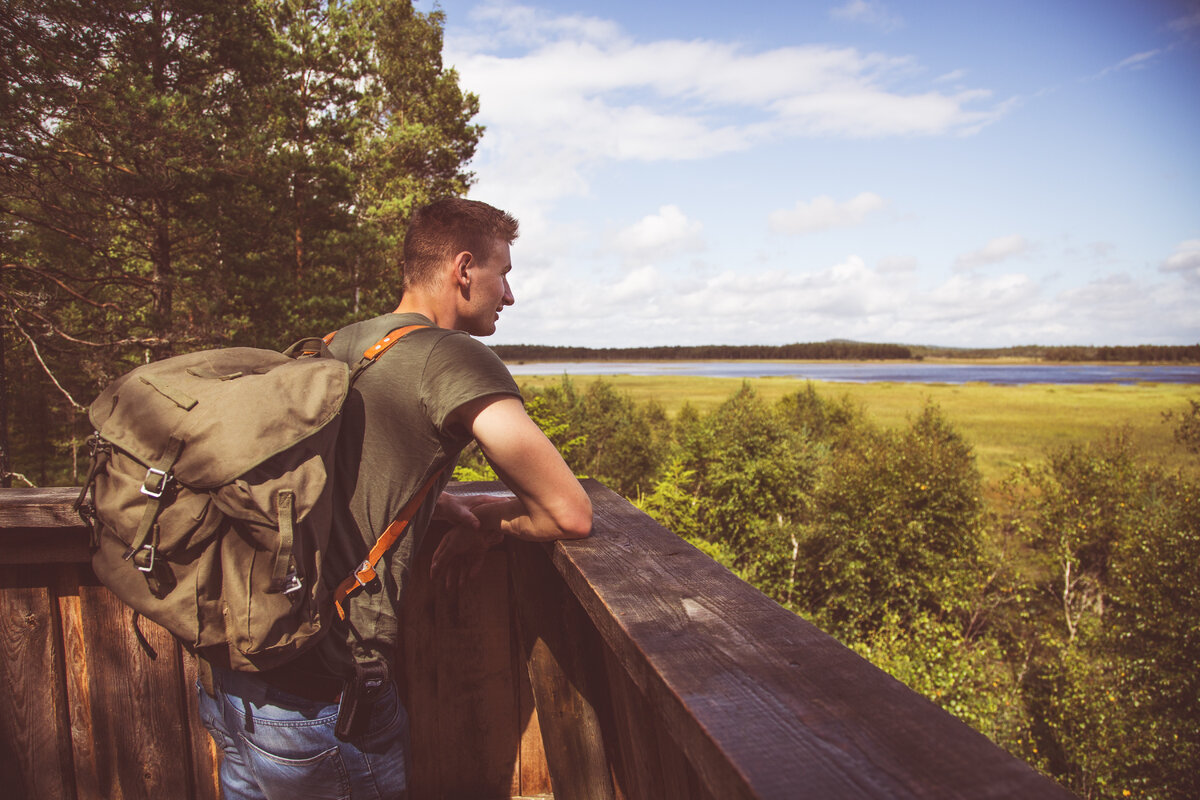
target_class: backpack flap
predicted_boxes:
[90,347,350,488]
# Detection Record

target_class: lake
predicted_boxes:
[505,361,1200,385]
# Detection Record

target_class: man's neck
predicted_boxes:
[393,292,455,331]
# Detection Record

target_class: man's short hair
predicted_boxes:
[403,198,520,290]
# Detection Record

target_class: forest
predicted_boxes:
[1,0,481,485]
[493,341,915,362]
[3,3,1197,799]
[911,344,1200,363]
[455,380,1200,800]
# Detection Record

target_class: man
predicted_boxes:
[198,199,592,799]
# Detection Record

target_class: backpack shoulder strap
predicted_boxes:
[333,464,448,620]
[348,323,430,383]
[327,321,443,619]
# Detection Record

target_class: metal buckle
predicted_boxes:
[134,545,156,573]
[140,467,171,498]
[281,572,303,595]
[353,559,373,587]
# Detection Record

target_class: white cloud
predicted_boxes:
[877,256,917,273]
[829,0,903,32]
[1094,49,1162,79]
[768,192,886,234]
[494,245,1199,347]
[1162,239,1200,281]
[934,69,968,84]
[445,4,1006,214]
[609,265,662,302]
[616,206,704,262]
[954,234,1031,270]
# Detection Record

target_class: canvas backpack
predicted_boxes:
[75,324,440,672]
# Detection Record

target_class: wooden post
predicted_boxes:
[508,538,617,800]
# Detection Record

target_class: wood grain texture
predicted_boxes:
[0,487,87,528]
[0,565,76,800]
[182,653,221,800]
[2,482,1076,799]
[600,643,709,800]
[403,521,525,799]
[0,487,91,564]
[509,538,617,800]
[73,585,194,799]
[542,480,1075,799]
[511,579,551,798]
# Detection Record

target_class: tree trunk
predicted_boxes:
[151,196,173,358]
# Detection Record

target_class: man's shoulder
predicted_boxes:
[331,313,443,359]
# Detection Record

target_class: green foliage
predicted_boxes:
[483,378,1200,798]
[514,377,669,497]
[1163,398,1200,455]
[852,611,1034,749]
[1003,433,1200,798]
[671,384,817,553]
[1,0,480,484]
[795,404,986,639]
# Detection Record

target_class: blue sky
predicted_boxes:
[417,0,1200,348]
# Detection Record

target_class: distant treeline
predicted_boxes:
[914,344,1200,363]
[492,341,914,362]
[1041,344,1200,363]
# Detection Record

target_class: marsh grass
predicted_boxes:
[515,373,1200,485]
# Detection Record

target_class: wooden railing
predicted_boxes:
[0,481,1074,799]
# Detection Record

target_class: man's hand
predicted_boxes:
[430,492,507,590]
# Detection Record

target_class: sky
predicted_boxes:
[416,0,1200,348]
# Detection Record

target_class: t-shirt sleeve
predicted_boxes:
[421,332,522,432]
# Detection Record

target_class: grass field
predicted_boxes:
[514,372,1200,485]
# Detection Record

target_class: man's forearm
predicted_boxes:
[470,495,591,542]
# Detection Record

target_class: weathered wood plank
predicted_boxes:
[0,487,86,528]
[0,487,91,564]
[57,565,98,800]
[509,538,617,800]
[600,642,709,800]
[72,584,195,799]
[182,652,221,800]
[0,565,77,800]
[512,583,552,798]
[404,520,525,799]
[546,480,1074,800]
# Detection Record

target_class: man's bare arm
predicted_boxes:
[447,394,592,540]
[430,395,591,585]
[456,394,592,541]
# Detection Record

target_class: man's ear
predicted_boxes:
[454,251,473,289]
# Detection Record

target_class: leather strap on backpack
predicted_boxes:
[333,464,447,620]
[326,321,448,620]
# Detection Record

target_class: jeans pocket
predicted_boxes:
[239,734,351,800]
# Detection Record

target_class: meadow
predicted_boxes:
[514,373,1200,484]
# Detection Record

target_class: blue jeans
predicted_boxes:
[198,666,410,800]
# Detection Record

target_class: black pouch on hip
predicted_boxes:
[335,660,390,741]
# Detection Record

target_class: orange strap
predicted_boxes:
[321,322,426,355]
[333,467,446,620]
[331,322,440,621]
[360,324,428,362]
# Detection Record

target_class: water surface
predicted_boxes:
[505,361,1200,385]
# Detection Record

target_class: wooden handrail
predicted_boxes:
[1,483,1073,799]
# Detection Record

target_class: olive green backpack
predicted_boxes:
[76,325,428,671]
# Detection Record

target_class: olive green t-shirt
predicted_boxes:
[316,312,521,675]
